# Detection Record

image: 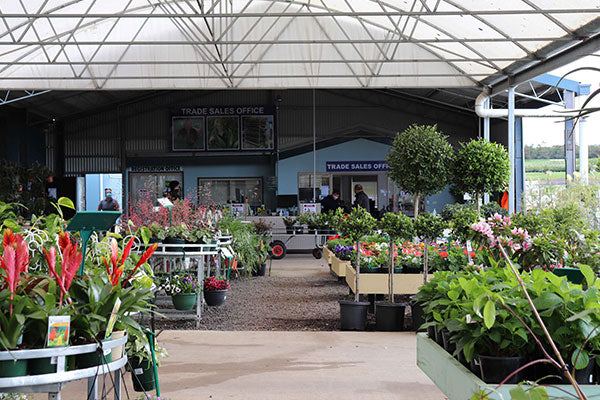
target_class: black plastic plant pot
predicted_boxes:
[441,329,456,355]
[427,325,436,339]
[410,301,426,332]
[257,263,267,276]
[359,266,381,274]
[130,356,156,392]
[402,265,423,274]
[339,300,370,331]
[470,358,481,378]
[204,289,228,306]
[375,302,405,331]
[457,350,468,368]
[536,356,596,384]
[164,237,185,253]
[434,326,444,346]
[478,355,525,384]
[286,228,294,234]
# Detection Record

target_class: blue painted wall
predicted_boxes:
[277,139,391,194]
[277,138,454,212]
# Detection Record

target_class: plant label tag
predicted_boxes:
[103,348,111,356]
[466,314,473,324]
[51,356,58,365]
[105,297,121,340]
[135,368,143,375]
[466,241,473,253]
[47,316,70,347]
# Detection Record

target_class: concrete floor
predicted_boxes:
[30,255,444,400]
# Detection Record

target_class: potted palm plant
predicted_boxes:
[335,207,377,330]
[376,212,415,331]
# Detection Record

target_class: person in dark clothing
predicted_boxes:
[353,184,370,212]
[169,180,181,201]
[98,188,120,211]
[321,192,342,213]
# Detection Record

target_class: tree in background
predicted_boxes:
[387,124,454,219]
[452,139,510,215]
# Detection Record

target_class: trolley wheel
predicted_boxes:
[312,248,322,259]
[270,241,287,260]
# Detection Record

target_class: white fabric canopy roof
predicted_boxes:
[0,0,598,90]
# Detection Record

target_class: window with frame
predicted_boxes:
[198,178,262,206]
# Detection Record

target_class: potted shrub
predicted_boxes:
[159,274,199,311]
[126,328,168,392]
[203,276,230,306]
[335,207,377,330]
[164,224,188,252]
[282,216,296,234]
[376,212,415,331]
[452,139,510,215]
[414,213,447,284]
[387,124,454,219]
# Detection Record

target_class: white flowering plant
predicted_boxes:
[156,274,199,295]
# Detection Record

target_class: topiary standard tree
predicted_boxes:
[452,139,510,215]
[415,213,447,284]
[379,213,414,303]
[387,124,454,219]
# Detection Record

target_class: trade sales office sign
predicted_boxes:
[326,161,390,172]
[171,106,275,152]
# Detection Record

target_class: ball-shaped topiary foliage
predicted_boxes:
[387,124,454,218]
[450,207,480,243]
[379,212,414,240]
[334,207,377,242]
[452,139,510,211]
[415,213,447,242]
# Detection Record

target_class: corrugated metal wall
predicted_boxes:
[62,89,477,174]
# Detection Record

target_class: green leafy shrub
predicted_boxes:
[452,139,510,215]
[387,124,454,218]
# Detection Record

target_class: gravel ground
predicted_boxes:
[154,255,414,331]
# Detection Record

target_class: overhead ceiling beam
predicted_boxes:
[489,33,600,94]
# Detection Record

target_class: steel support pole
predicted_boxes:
[564,90,576,180]
[508,87,516,214]
[580,116,588,184]
[312,88,316,203]
[483,97,490,204]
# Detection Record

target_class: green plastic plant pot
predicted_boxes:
[76,350,112,369]
[0,359,27,377]
[28,357,56,375]
[171,293,197,310]
[130,356,156,392]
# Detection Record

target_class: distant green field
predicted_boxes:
[525,171,565,181]
[525,158,598,172]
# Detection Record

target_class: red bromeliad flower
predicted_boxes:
[0,229,30,315]
[43,234,83,307]
[439,251,449,258]
[104,238,134,289]
[103,238,158,289]
[122,242,158,287]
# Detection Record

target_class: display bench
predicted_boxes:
[0,335,127,400]
[330,255,350,278]
[345,265,432,295]
[148,242,220,328]
[416,333,600,400]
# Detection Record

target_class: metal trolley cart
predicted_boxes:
[269,230,334,260]
[147,237,233,328]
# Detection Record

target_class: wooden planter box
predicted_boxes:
[322,245,333,265]
[344,265,432,295]
[331,256,350,278]
[416,333,600,400]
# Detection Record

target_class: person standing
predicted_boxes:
[353,184,370,212]
[321,191,342,213]
[169,181,181,201]
[98,188,120,211]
